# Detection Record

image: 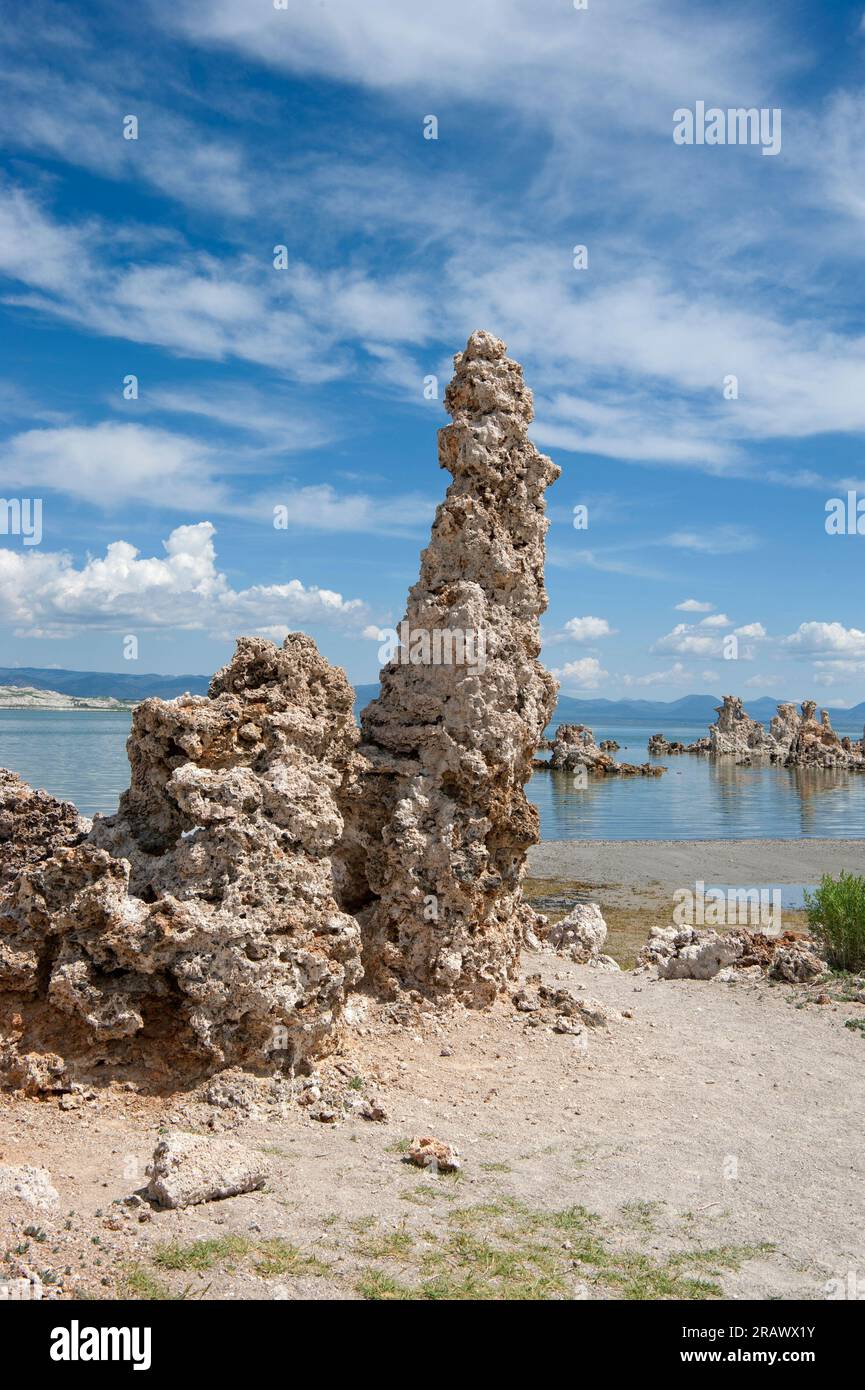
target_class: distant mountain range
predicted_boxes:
[3,669,864,731]
[0,666,210,701]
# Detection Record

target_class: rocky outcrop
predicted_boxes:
[545,724,665,777]
[785,703,865,769]
[647,733,687,756]
[0,770,89,889]
[0,634,363,1080]
[638,925,824,981]
[703,697,865,769]
[540,902,620,970]
[337,331,559,1005]
[709,696,775,757]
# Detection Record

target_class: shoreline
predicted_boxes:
[527,837,863,888]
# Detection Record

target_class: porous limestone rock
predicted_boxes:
[0,634,363,1080]
[543,902,608,962]
[701,697,865,769]
[0,1164,59,1211]
[639,925,824,982]
[145,1132,267,1208]
[546,724,666,777]
[0,770,88,889]
[647,734,687,756]
[784,703,865,770]
[407,1136,461,1173]
[709,696,775,757]
[338,331,560,1005]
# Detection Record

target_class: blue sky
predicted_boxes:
[2,0,865,703]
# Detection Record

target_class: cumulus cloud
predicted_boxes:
[562,615,616,641]
[652,623,724,658]
[0,522,368,639]
[783,621,865,655]
[654,618,766,658]
[676,598,714,612]
[699,613,731,628]
[550,657,608,691]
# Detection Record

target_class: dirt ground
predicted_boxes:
[2,936,863,1302]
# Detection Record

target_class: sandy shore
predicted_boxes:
[528,838,864,889]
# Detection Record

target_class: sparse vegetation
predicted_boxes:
[805,871,865,972]
[352,1195,771,1302]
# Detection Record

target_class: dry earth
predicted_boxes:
[2,943,863,1302]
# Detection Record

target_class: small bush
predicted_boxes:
[805,872,865,972]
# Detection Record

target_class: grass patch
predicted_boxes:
[621,1199,663,1233]
[355,1269,417,1301]
[253,1238,329,1278]
[152,1236,251,1272]
[122,1265,198,1301]
[354,1228,415,1260]
[352,1196,772,1302]
[806,872,865,972]
[844,1017,865,1036]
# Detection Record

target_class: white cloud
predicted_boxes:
[652,623,723,658]
[699,613,731,628]
[676,598,714,612]
[666,527,756,555]
[563,615,616,641]
[623,662,690,688]
[0,421,433,534]
[734,622,767,639]
[551,657,608,691]
[0,185,431,386]
[744,674,780,689]
[783,621,865,656]
[0,522,368,639]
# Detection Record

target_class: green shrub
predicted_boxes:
[804,872,865,972]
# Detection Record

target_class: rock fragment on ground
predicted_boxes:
[639,926,825,982]
[0,1164,59,1211]
[145,1132,268,1209]
[406,1135,461,1173]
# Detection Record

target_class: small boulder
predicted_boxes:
[406,1135,461,1173]
[0,1164,59,1211]
[544,903,608,963]
[145,1132,267,1209]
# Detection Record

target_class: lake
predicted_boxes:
[2,710,865,840]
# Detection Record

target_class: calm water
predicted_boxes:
[531,721,865,840]
[2,710,865,840]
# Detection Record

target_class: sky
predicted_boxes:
[1,0,865,703]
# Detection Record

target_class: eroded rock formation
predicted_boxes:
[337,330,559,1004]
[0,635,362,1082]
[639,925,824,982]
[0,770,89,889]
[545,724,665,777]
[709,696,775,757]
[704,696,865,769]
